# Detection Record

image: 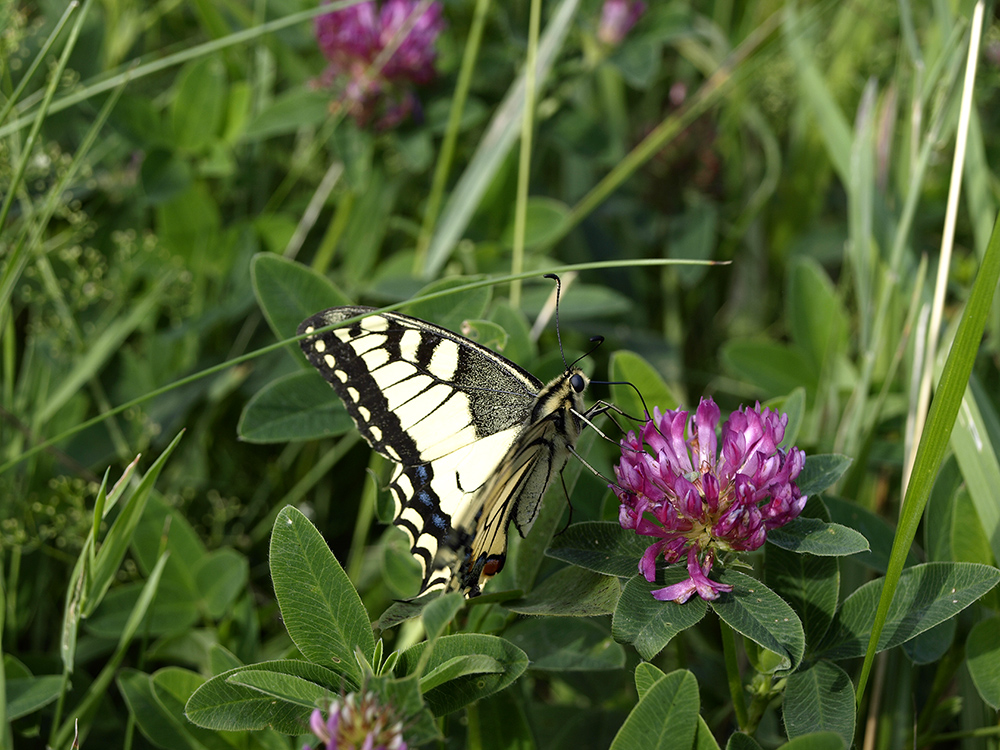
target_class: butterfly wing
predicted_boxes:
[455,369,588,595]
[298,306,545,594]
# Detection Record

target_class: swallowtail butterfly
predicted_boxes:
[298,305,598,597]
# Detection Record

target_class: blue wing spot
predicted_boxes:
[430,514,449,530]
[413,465,431,483]
[414,489,435,508]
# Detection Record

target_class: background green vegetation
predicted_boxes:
[3,0,1000,748]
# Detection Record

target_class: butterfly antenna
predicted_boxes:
[544,273,570,371]
[570,336,605,370]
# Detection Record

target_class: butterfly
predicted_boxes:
[297,304,598,597]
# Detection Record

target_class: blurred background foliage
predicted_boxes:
[2,0,1000,747]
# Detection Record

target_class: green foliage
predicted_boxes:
[4,0,1000,748]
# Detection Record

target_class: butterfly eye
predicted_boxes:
[570,373,586,392]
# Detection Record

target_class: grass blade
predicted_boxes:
[421,0,580,277]
[855,205,1000,702]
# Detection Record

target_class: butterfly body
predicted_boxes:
[298,305,590,597]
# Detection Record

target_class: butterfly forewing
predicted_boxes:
[298,305,590,597]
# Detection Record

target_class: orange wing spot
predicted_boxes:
[482,557,504,578]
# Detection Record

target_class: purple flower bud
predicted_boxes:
[597,0,646,46]
[308,690,407,750]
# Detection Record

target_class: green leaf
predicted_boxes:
[195,548,248,619]
[270,506,375,683]
[375,593,437,632]
[817,562,1000,660]
[402,278,491,332]
[547,521,650,578]
[610,350,679,419]
[459,319,509,352]
[635,662,666,698]
[720,340,817,399]
[694,715,721,750]
[380,532,423,600]
[222,80,252,142]
[611,32,671,88]
[726,733,763,750]
[489,303,535,367]
[505,567,620,616]
[378,674,440,746]
[85,581,196,639]
[171,56,226,151]
[824,496,918,573]
[777,733,845,750]
[787,258,849,370]
[421,592,465,644]
[796,455,852,497]
[185,660,342,733]
[903,617,956,665]
[208,646,243,676]
[419,655,504,693]
[243,88,332,139]
[499,197,570,249]
[951,378,1000,563]
[766,518,869,556]
[783,661,854,749]
[150,667,235,750]
[710,570,805,673]
[150,667,231,750]
[140,148,192,204]
[239,370,353,443]
[252,253,350,341]
[670,199,718,287]
[394,634,528,716]
[227,669,331,708]
[966,617,1000,709]
[467,687,535,750]
[521,282,633,321]
[5,675,62,720]
[343,172,397,282]
[609,670,699,750]
[612,573,708,660]
[118,670,205,750]
[330,118,375,192]
[926,471,999,611]
[505,618,625,672]
[764,543,838,650]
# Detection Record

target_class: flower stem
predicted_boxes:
[719,620,749,731]
[744,673,773,736]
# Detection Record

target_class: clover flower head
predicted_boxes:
[614,397,807,603]
[305,691,407,750]
[598,0,646,45]
[315,0,445,128]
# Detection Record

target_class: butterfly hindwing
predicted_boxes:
[298,305,590,596]
[457,376,587,593]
